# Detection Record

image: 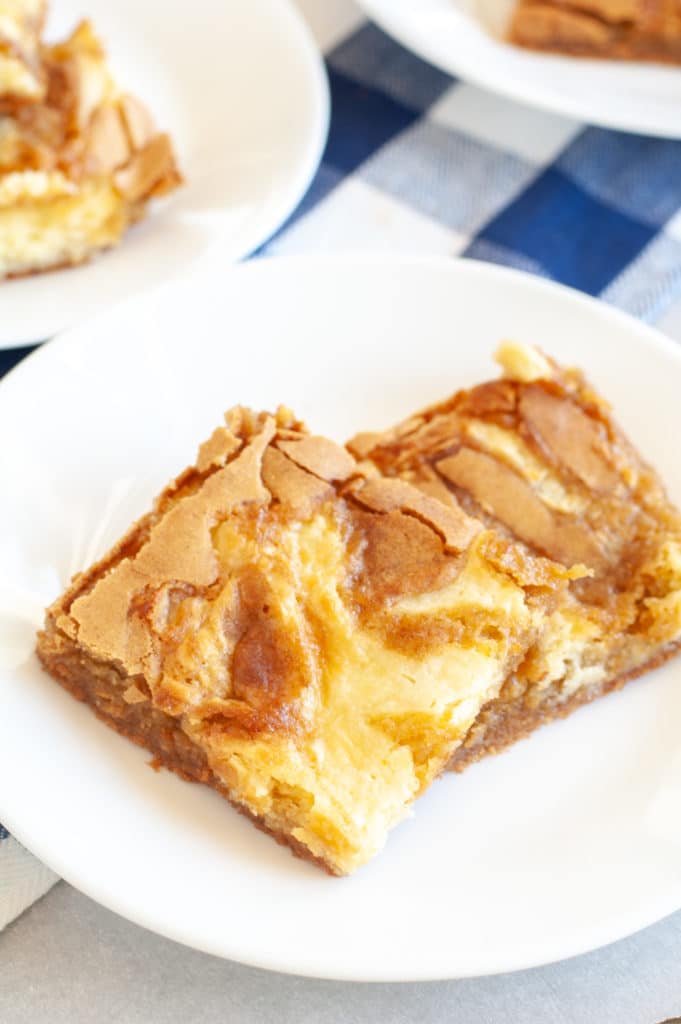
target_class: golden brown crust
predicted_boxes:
[60,418,275,677]
[509,0,681,62]
[347,475,482,553]
[276,435,356,483]
[262,446,334,514]
[347,507,462,607]
[435,446,602,568]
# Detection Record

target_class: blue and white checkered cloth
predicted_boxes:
[4,9,681,929]
[263,20,681,325]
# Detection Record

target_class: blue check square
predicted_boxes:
[602,233,681,321]
[324,68,421,176]
[362,119,534,235]
[329,21,454,113]
[558,128,681,229]
[475,167,656,295]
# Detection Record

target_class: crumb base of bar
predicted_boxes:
[509,34,681,63]
[0,196,147,281]
[508,7,681,64]
[3,250,100,280]
[36,627,339,876]
[450,640,681,772]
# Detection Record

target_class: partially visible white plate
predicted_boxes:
[2,256,681,981]
[356,0,681,138]
[0,0,329,348]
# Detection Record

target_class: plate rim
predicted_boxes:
[355,0,681,139]
[2,253,681,981]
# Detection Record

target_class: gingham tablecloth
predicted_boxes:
[4,1,681,932]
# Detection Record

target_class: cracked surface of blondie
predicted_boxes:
[350,342,681,769]
[509,0,681,62]
[37,405,573,875]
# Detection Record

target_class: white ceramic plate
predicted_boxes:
[2,256,681,982]
[0,0,328,348]
[356,0,681,138]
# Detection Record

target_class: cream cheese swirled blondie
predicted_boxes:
[37,406,576,874]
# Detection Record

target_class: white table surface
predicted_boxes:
[3,3,681,1020]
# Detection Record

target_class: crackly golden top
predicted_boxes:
[45,405,577,873]
[54,404,572,703]
[514,0,678,29]
[350,342,681,633]
[510,0,681,54]
[0,20,181,205]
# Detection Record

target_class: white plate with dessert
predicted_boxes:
[355,0,681,138]
[1,255,681,981]
[0,0,329,346]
